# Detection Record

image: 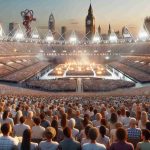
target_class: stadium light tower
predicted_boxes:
[69,31,78,44]
[109,32,118,43]
[45,30,54,43]
[138,28,149,41]
[92,31,101,44]
[14,25,24,41]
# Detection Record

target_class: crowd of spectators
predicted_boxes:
[0,94,149,150]
[26,79,77,92]
[83,79,135,92]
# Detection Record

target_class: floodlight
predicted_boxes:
[139,31,149,41]
[46,36,54,43]
[15,32,24,41]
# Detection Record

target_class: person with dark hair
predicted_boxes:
[136,129,150,150]
[97,126,110,150]
[18,129,38,150]
[59,127,81,150]
[122,111,131,128]
[0,110,14,128]
[109,128,134,150]
[31,117,45,143]
[146,121,150,131]
[40,113,50,128]
[39,127,59,150]
[0,123,18,150]
[109,113,118,130]
[51,119,64,142]
[82,127,106,150]
[81,124,92,145]
[14,116,30,137]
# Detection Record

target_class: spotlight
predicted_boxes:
[139,31,149,41]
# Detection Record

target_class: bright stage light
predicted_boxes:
[69,37,77,43]
[46,36,54,43]
[105,56,110,60]
[32,34,39,39]
[15,32,24,41]
[109,35,117,43]
[93,36,101,44]
[139,31,149,41]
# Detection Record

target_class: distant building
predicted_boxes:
[108,24,111,36]
[48,13,55,34]
[122,26,134,42]
[85,3,95,41]
[98,25,101,35]
[9,22,19,36]
[144,17,150,34]
[61,26,67,41]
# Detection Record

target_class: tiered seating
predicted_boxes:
[109,62,150,83]
[2,62,50,83]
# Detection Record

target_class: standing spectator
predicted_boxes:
[138,111,149,129]
[109,113,118,131]
[74,110,83,131]
[68,118,79,139]
[122,111,131,128]
[127,118,141,148]
[39,127,59,150]
[25,111,35,128]
[136,129,150,150]
[82,127,106,150]
[97,125,110,150]
[146,121,150,130]
[0,123,18,150]
[59,127,81,150]
[32,117,45,143]
[92,113,102,127]
[14,116,30,137]
[18,129,38,150]
[0,110,14,128]
[109,128,134,150]
[40,113,50,128]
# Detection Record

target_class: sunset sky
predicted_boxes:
[0,0,150,34]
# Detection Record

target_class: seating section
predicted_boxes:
[26,79,77,92]
[83,79,135,92]
[2,62,50,83]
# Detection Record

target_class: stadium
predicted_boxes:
[0,1,149,150]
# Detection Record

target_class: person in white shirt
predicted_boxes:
[0,123,18,150]
[82,127,106,150]
[39,127,59,150]
[92,113,102,127]
[68,118,79,139]
[14,116,30,137]
[32,117,45,141]
[122,111,131,128]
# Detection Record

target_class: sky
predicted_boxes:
[0,0,150,34]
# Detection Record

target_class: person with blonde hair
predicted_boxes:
[92,113,102,127]
[138,111,149,129]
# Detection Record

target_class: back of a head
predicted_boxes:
[116,128,127,141]
[63,127,72,138]
[146,121,150,130]
[68,118,76,129]
[142,129,150,141]
[110,113,118,124]
[99,125,106,138]
[40,113,45,120]
[33,117,41,125]
[3,110,9,120]
[1,123,10,135]
[20,116,25,124]
[126,111,130,117]
[130,118,136,127]
[28,111,33,118]
[85,124,92,137]
[89,127,99,141]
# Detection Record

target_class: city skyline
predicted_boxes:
[0,0,150,34]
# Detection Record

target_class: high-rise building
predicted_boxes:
[85,3,95,41]
[98,25,101,35]
[48,13,55,34]
[61,26,67,41]
[9,22,19,36]
[108,24,111,35]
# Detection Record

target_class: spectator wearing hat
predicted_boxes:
[39,127,59,150]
